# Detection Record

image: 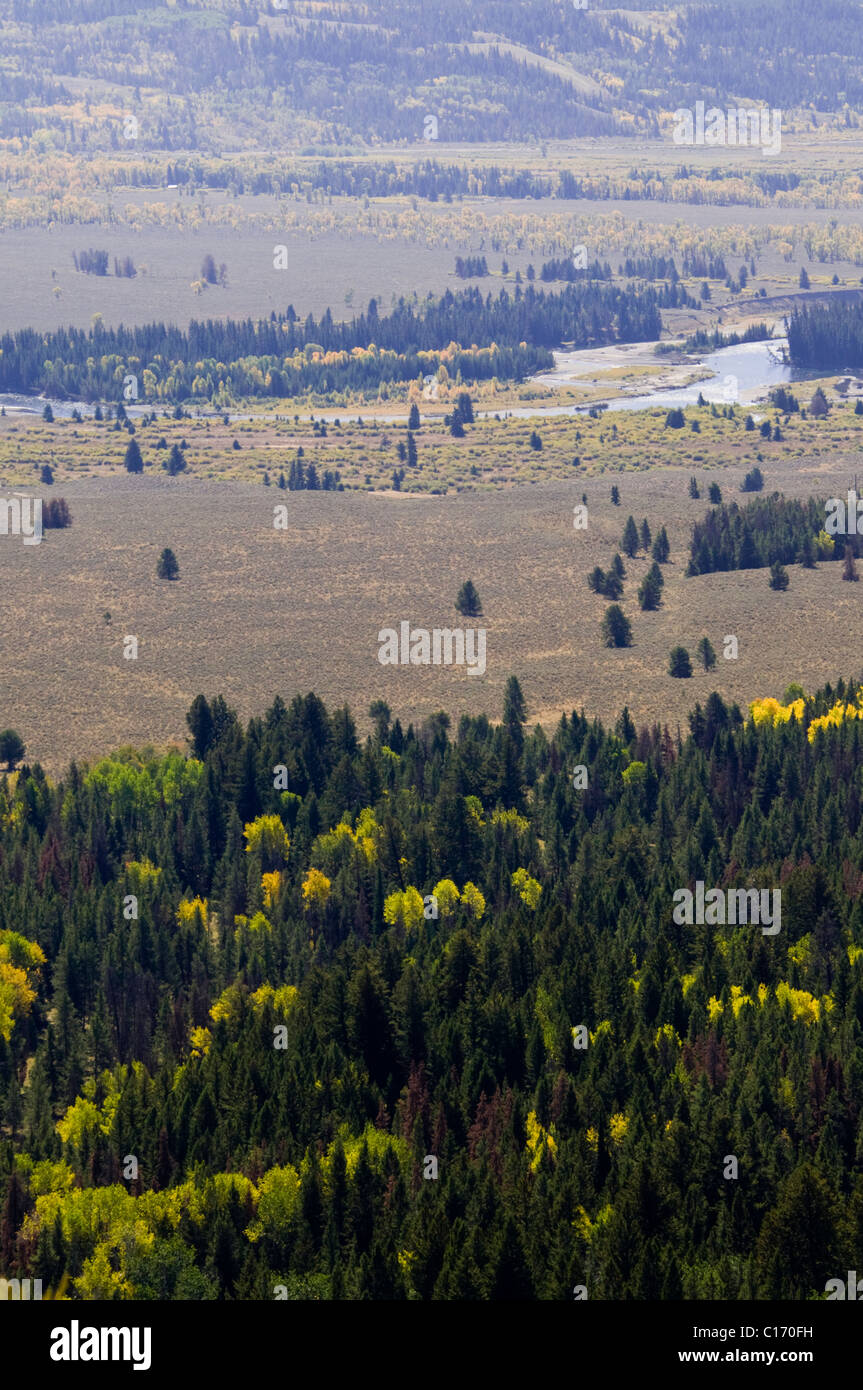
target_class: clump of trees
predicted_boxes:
[43,498,72,528]
[687,495,842,576]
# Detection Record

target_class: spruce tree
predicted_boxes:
[157,547,179,580]
[668,646,692,677]
[601,604,632,647]
[455,579,482,617]
[622,515,639,558]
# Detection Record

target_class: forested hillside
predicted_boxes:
[1,0,862,151]
[2,679,863,1299]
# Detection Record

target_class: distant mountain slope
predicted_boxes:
[0,0,861,149]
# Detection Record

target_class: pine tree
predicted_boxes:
[455,579,482,617]
[602,604,632,648]
[456,391,474,424]
[843,544,859,581]
[696,636,717,670]
[124,438,144,473]
[638,562,663,610]
[622,515,639,557]
[769,561,789,590]
[503,676,527,751]
[166,443,186,476]
[157,547,179,580]
[668,646,692,677]
[652,526,670,563]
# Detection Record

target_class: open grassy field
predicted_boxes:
[2,444,862,775]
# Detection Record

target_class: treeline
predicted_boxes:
[3,677,863,1299]
[787,299,863,369]
[73,249,108,276]
[687,494,849,576]
[102,159,813,207]
[684,323,772,352]
[454,257,489,278]
[0,283,662,403]
[541,257,612,282]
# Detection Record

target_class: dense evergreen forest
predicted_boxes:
[3,678,863,1299]
[686,495,856,576]
[0,283,662,403]
[787,299,863,371]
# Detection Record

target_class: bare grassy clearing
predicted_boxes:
[2,455,863,775]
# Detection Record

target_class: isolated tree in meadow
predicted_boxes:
[639,518,652,552]
[843,544,859,581]
[157,547,179,580]
[610,484,620,506]
[0,730,25,769]
[455,579,482,617]
[602,604,632,648]
[668,646,692,678]
[166,444,186,476]
[201,254,218,284]
[124,438,143,473]
[689,476,700,498]
[408,403,420,430]
[407,432,418,467]
[529,430,542,451]
[696,636,717,671]
[708,482,722,504]
[741,466,764,492]
[611,552,626,581]
[622,515,639,558]
[769,562,789,591]
[42,404,54,423]
[799,267,810,289]
[449,408,465,438]
[652,526,670,563]
[638,562,664,611]
[40,464,54,485]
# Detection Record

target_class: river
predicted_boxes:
[0,337,840,425]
